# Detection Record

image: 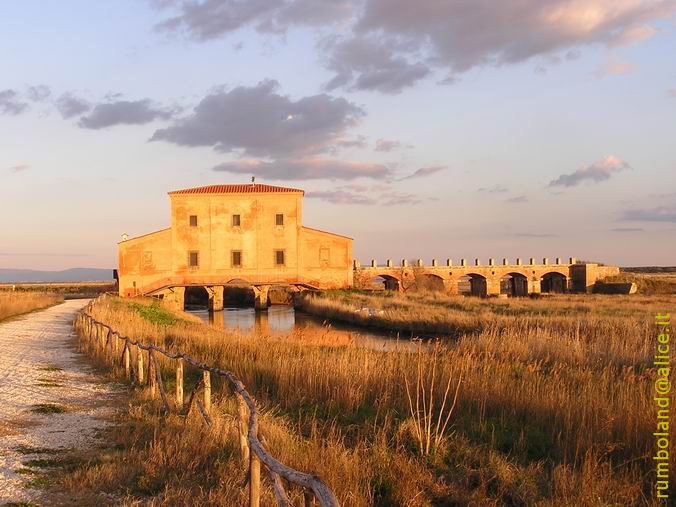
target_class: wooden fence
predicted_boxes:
[74,300,339,507]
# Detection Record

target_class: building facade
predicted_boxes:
[118,183,353,309]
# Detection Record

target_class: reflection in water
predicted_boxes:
[187,305,424,351]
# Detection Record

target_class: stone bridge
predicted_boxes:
[354,257,619,296]
[136,276,317,311]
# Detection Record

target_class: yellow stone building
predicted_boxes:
[118,183,353,309]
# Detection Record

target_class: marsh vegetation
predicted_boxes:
[58,292,673,505]
[0,292,63,321]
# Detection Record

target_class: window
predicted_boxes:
[189,251,199,267]
[189,215,198,227]
[275,250,285,266]
[232,250,242,267]
[232,214,241,227]
[275,213,284,226]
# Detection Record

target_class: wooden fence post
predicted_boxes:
[98,326,104,357]
[112,333,119,367]
[137,346,144,385]
[250,450,261,507]
[203,370,211,414]
[124,343,131,381]
[149,350,157,398]
[237,394,250,463]
[176,358,184,410]
[97,323,101,359]
[107,330,113,364]
[152,353,171,413]
[304,490,316,507]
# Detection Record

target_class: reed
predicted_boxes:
[0,291,63,320]
[58,293,673,505]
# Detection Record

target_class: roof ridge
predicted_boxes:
[169,183,304,195]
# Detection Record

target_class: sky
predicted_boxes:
[1,0,675,270]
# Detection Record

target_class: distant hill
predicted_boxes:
[0,268,114,283]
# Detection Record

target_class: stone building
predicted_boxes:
[118,183,353,309]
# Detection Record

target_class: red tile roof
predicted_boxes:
[169,183,304,195]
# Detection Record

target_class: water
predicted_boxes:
[187,305,424,351]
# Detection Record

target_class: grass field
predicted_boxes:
[0,292,63,321]
[0,281,116,300]
[58,292,674,505]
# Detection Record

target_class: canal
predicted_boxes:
[186,305,425,351]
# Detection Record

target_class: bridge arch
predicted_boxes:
[499,272,529,297]
[458,273,488,297]
[541,271,567,293]
[367,274,401,291]
[185,285,210,308]
[226,278,251,286]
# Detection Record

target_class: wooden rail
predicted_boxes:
[74,298,339,507]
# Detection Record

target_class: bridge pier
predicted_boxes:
[486,278,501,296]
[444,278,459,294]
[528,278,542,294]
[207,285,224,312]
[252,285,270,310]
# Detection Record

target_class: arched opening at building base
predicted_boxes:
[541,272,567,293]
[458,274,488,297]
[500,273,529,297]
[367,275,401,291]
[185,286,210,309]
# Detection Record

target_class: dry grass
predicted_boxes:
[0,291,63,320]
[57,293,674,505]
[605,273,676,294]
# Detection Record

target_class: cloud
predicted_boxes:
[506,195,529,203]
[152,80,364,157]
[356,0,674,75]
[622,206,676,222]
[56,93,91,119]
[0,89,29,115]
[155,1,673,94]
[549,155,631,187]
[213,157,390,180]
[375,138,402,152]
[323,36,430,93]
[379,190,423,206]
[4,164,29,174]
[78,99,174,129]
[608,23,659,46]
[306,185,422,205]
[264,0,354,32]
[26,85,51,102]
[155,0,353,40]
[334,135,368,150]
[611,227,644,232]
[306,190,378,205]
[477,184,508,193]
[594,56,633,77]
[399,165,446,180]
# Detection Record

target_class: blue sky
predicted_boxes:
[1,0,675,269]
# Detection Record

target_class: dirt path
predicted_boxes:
[0,300,123,505]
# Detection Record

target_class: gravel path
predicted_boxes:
[0,300,123,505]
